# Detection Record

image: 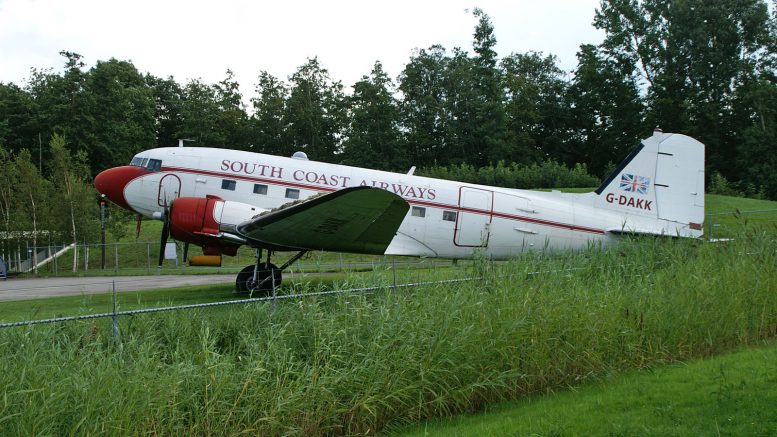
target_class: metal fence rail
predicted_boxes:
[0,276,480,329]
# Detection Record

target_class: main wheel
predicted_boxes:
[235,263,282,295]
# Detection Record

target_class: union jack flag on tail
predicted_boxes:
[620,173,650,195]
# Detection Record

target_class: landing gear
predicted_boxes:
[235,249,308,295]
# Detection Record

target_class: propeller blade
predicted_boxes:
[157,205,170,268]
[182,242,189,263]
[136,214,143,238]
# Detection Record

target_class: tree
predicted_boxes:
[341,61,404,170]
[0,82,37,157]
[179,78,222,146]
[567,44,645,175]
[501,52,571,164]
[469,8,511,166]
[47,133,98,271]
[398,45,451,167]
[146,74,185,148]
[285,58,347,160]
[0,146,16,261]
[13,149,48,269]
[26,51,93,172]
[85,58,156,168]
[593,0,775,181]
[214,70,250,149]
[735,77,777,196]
[250,71,289,156]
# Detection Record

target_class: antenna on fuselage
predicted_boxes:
[178,138,195,147]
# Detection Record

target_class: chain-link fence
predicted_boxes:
[706,209,777,240]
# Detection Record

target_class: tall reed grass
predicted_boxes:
[0,227,775,435]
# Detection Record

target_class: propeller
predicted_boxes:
[158,201,171,269]
[136,214,143,238]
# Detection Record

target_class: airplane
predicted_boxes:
[94,129,704,294]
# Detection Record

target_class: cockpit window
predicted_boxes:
[146,159,162,172]
[130,156,144,166]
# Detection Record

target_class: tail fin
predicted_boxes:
[595,131,705,237]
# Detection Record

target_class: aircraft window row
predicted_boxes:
[253,184,268,195]
[411,206,426,218]
[222,180,305,198]
[443,210,457,222]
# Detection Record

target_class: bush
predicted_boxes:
[419,160,600,189]
[708,172,744,197]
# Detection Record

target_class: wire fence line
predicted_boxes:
[0,277,481,330]
[705,208,777,240]
[0,265,588,331]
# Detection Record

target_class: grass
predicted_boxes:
[0,222,775,435]
[395,340,777,436]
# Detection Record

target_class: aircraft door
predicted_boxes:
[158,174,181,207]
[455,187,493,247]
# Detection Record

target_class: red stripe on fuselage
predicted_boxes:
[161,165,606,236]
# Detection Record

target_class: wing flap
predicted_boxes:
[236,186,409,254]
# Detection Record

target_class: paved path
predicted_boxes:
[0,274,238,302]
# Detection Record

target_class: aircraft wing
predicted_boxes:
[235,186,409,254]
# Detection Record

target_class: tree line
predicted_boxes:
[0,2,775,211]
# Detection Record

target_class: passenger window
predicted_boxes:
[443,210,457,222]
[221,179,236,191]
[285,188,300,199]
[146,159,162,172]
[253,184,268,195]
[411,206,426,218]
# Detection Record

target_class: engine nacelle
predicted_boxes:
[168,195,267,256]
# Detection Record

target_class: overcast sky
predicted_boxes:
[0,0,604,96]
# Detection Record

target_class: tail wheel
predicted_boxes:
[236,263,282,295]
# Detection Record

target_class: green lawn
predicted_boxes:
[395,340,777,436]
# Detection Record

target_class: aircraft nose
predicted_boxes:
[94,166,149,211]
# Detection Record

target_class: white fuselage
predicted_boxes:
[121,147,635,259]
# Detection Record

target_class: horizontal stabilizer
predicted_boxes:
[236,186,409,254]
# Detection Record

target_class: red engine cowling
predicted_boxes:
[168,195,242,256]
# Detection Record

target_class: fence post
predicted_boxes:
[271,268,277,316]
[84,245,89,272]
[147,243,151,275]
[111,280,119,341]
[114,243,118,273]
[392,259,397,291]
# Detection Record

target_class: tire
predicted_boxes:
[235,264,282,295]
